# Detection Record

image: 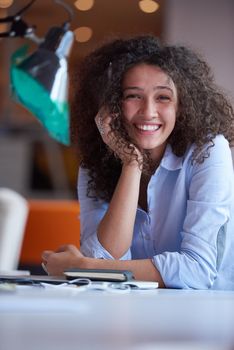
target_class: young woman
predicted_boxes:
[42,35,234,289]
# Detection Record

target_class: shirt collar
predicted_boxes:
[160,144,183,171]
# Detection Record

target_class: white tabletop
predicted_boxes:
[0,285,234,350]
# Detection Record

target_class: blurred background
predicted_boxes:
[0,0,234,200]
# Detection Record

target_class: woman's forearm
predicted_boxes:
[97,163,142,259]
[81,256,165,288]
[42,245,164,287]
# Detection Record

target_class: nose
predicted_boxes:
[140,97,158,120]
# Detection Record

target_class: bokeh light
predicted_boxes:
[74,26,93,43]
[139,0,159,14]
[74,0,94,11]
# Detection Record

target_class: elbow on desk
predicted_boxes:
[153,253,217,290]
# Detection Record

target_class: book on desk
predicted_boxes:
[64,268,134,282]
[0,269,133,285]
[64,268,159,289]
[0,268,159,289]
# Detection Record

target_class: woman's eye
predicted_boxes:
[157,95,171,101]
[124,94,141,100]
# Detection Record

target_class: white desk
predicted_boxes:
[0,286,234,350]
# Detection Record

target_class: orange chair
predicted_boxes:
[19,200,80,272]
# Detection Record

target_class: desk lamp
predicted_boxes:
[0,0,74,145]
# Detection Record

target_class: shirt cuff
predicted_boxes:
[81,233,132,260]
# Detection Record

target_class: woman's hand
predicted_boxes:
[95,107,143,167]
[41,244,85,276]
[95,106,113,145]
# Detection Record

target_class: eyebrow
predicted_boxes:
[123,86,174,93]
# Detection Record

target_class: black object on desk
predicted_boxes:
[0,275,90,286]
[64,268,135,282]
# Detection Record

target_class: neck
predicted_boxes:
[148,143,167,169]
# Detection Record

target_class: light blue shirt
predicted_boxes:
[78,135,234,290]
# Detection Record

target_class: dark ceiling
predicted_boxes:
[9,0,165,60]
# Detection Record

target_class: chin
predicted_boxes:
[139,142,162,150]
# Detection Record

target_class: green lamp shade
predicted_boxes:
[10,45,70,145]
[11,66,70,145]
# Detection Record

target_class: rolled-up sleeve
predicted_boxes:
[153,136,234,289]
[78,167,131,260]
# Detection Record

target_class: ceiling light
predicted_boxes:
[74,0,94,11]
[74,26,92,43]
[0,0,14,8]
[139,0,159,14]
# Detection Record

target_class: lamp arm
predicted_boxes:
[0,15,14,23]
[54,0,74,28]
[0,0,73,40]
[15,0,37,17]
[0,16,43,43]
[0,0,40,40]
[0,0,36,23]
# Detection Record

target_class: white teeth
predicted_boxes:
[136,124,161,131]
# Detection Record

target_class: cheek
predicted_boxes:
[162,106,177,125]
[122,103,135,122]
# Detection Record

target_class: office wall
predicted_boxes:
[164,0,234,99]
[164,0,234,160]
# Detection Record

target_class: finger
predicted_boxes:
[95,108,112,136]
[95,106,106,125]
[95,117,105,137]
[41,250,54,261]
[55,244,76,253]
[96,109,112,125]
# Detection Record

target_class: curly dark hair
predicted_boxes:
[71,35,234,202]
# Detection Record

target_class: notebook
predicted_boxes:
[64,268,134,282]
[0,274,89,286]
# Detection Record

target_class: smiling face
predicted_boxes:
[121,63,178,163]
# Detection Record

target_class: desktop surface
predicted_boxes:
[0,285,234,350]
